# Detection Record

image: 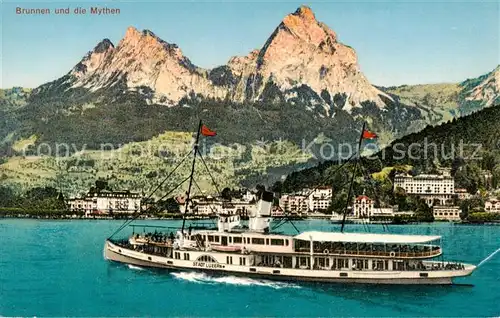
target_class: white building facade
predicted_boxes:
[192,197,254,216]
[485,200,500,213]
[394,173,455,206]
[433,205,461,221]
[307,187,333,212]
[68,190,142,216]
[352,195,374,218]
[279,195,308,215]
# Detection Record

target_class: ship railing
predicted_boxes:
[316,261,465,272]
[294,247,442,258]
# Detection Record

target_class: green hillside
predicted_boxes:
[0,131,313,197]
[282,104,500,194]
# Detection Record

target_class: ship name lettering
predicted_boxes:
[193,261,224,269]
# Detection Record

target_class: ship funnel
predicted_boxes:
[248,190,273,233]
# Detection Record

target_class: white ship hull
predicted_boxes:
[104,240,475,285]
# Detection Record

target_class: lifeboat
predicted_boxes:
[210,245,242,252]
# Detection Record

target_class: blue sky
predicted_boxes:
[1,0,499,88]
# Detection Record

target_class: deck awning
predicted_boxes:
[294,231,441,244]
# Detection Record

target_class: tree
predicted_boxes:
[221,187,232,201]
[454,163,483,194]
[271,181,283,195]
[25,187,59,201]
[0,186,16,207]
[328,191,347,214]
[95,179,110,192]
[460,196,485,218]
[255,184,266,197]
[162,198,180,213]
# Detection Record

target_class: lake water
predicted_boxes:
[0,219,499,317]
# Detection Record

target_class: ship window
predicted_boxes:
[285,240,289,246]
[233,237,242,244]
[252,238,265,245]
[239,257,246,266]
[229,237,232,244]
[226,256,233,264]
[318,257,325,267]
[214,236,220,243]
[183,253,190,261]
[197,255,217,263]
[337,259,347,269]
[300,257,307,266]
[208,235,214,242]
[271,239,284,246]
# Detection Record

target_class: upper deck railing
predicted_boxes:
[294,246,442,259]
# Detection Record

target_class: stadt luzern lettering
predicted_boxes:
[193,262,225,269]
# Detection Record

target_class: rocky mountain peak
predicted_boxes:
[71,38,115,78]
[93,39,114,54]
[118,26,188,64]
[228,5,390,111]
[124,26,142,40]
[66,6,391,112]
[294,5,315,20]
[279,5,336,46]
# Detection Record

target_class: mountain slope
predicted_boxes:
[226,6,391,114]
[67,28,227,105]
[379,105,500,169]
[382,65,500,125]
[30,6,394,115]
[0,6,498,181]
[281,104,500,192]
[3,5,428,150]
[459,65,500,113]
[1,5,499,195]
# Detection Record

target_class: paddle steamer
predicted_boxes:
[104,121,476,285]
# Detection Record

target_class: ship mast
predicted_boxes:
[340,122,366,233]
[181,120,203,233]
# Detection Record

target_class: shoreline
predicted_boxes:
[1,214,499,225]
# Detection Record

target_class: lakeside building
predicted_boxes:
[352,195,395,218]
[306,186,333,212]
[455,188,472,201]
[279,194,308,215]
[68,190,142,217]
[372,207,395,217]
[188,195,254,216]
[394,171,455,206]
[485,200,500,213]
[432,205,461,221]
[68,198,93,215]
[352,195,373,218]
[281,186,333,214]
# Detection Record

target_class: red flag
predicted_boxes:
[362,129,377,139]
[201,124,216,137]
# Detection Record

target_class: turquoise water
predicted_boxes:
[0,219,499,317]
